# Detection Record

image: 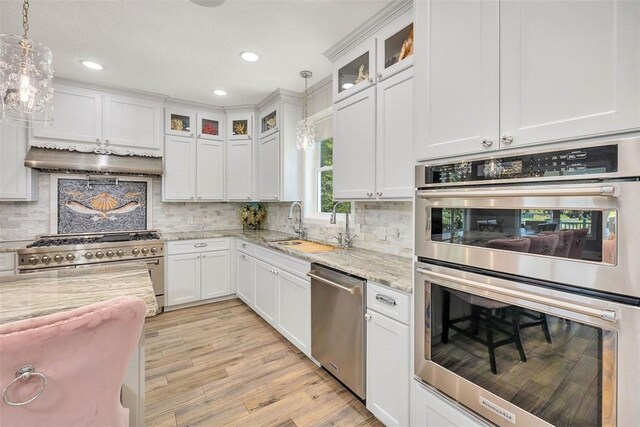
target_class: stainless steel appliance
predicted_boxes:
[414,137,640,426]
[416,137,640,298]
[309,264,366,399]
[17,230,165,310]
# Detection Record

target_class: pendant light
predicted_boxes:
[0,0,54,125]
[296,70,316,151]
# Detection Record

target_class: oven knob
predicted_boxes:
[95,251,104,259]
[66,253,76,261]
[141,247,149,255]
[84,252,93,259]
[132,248,140,255]
[116,250,124,257]
[54,254,64,262]
[28,256,39,265]
[106,250,115,257]
[41,255,51,263]
[150,247,157,254]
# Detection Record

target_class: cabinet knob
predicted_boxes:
[376,191,382,197]
[364,313,372,321]
[500,134,514,145]
[481,138,493,148]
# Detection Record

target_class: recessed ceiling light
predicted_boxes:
[81,60,103,70]
[240,51,260,62]
[213,89,228,96]
[341,83,354,90]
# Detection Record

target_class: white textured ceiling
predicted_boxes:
[0,0,392,106]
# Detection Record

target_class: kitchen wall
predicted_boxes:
[265,201,413,258]
[0,175,244,241]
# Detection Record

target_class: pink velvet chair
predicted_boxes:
[0,296,146,427]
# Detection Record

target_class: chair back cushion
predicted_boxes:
[0,296,145,427]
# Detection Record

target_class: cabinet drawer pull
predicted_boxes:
[375,294,397,306]
[194,243,208,248]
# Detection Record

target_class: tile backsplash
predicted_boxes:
[0,175,413,258]
[265,201,413,258]
[0,175,244,241]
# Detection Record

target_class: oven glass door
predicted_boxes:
[417,268,617,427]
[430,206,616,263]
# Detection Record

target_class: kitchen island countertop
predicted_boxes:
[0,262,158,324]
[162,229,413,294]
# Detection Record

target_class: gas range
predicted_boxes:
[17,230,165,271]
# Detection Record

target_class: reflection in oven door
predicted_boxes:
[413,262,640,427]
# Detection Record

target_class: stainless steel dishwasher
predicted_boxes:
[308,263,366,399]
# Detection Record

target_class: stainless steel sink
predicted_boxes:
[276,241,303,246]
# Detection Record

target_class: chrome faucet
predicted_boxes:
[288,201,306,239]
[330,201,356,248]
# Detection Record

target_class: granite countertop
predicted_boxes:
[0,240,33,253]
[162,229,413,293]
[0,262,158,324]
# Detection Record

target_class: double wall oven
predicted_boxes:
[414,138,640,426]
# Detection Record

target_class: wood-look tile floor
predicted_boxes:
[145,299,383,427]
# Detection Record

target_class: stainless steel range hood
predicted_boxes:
[24,147,163,176]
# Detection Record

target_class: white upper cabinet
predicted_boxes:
[415,0,640,161]
[375,9,414,82]
[257,132,280,201]
[163,104,226,202]
[0,124,38,201]
[163,135,196,201]
[196,139,225,201]
[31,83,163,156]
[376,68,414,199]
[333,39,377,103]
[227,112,253,141]
[334,85,377,200]
[196,111,224,141]
[258,102,280,139]
[32,84,102,144]
[414,0,500,161]
[499,0,640,148]
[226,139,253,201]
[103,93,162,152]
[165,108,196,138]
[255,91,302,202]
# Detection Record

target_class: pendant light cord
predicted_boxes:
[22,0,30,38]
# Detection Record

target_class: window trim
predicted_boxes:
[301,106,352,223]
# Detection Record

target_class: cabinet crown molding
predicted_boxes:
[257,88,303,111]
[323,0,412,61]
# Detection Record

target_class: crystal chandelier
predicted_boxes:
[296,70,316,151]
[0,0,54,125]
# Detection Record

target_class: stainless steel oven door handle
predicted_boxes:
[307,271,361,295]
[416,185,617,199]
[416,267,618,323]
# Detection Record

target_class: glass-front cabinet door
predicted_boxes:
[376,10,414,81]
[333,38,376,103]
[165,109,195,137]
[227,112,253,141]
[258,103,279,139]
[196,112,224,141]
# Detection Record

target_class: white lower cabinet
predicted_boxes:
[236,241,311,356]
[411,381,488,427]
[166,253,201,306]
[166,239,232,307]
[366,308,410,427]
[200,251,231,299]
[253,258,278,325]
[276,270,311,356]
[236,252,255,305]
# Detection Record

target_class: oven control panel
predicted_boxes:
[425,144,618,184]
